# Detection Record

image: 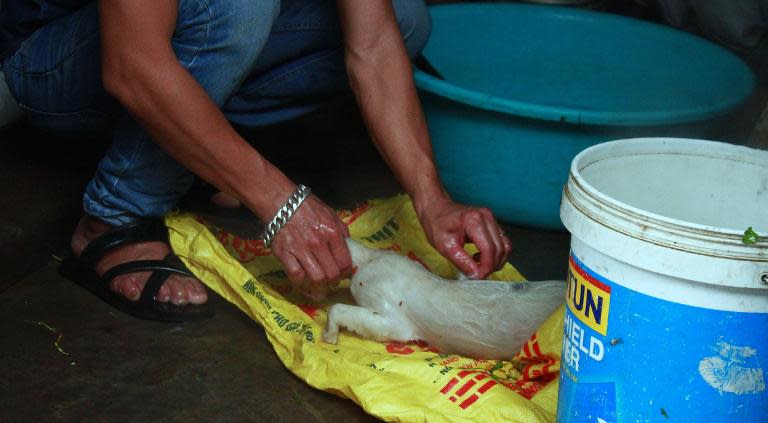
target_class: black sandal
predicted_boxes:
[59,219,214,322]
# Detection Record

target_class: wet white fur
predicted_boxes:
[322,239,565,360]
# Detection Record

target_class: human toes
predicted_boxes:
[210,191,241,208]
[163,276,208,305]
[184,278,208,305]
[110,273,147,301]
[157,283,172,303]
[164,277,189,306]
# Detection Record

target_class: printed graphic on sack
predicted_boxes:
[166,195,565,423]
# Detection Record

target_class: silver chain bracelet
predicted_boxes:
[261,184,311,248]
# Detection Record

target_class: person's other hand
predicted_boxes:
[418,199,512,279]
[269,196,352,301]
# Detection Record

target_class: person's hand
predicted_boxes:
[269,195,352,301]
[417,199,512,280]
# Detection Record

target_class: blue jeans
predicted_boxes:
[2,0,430,225]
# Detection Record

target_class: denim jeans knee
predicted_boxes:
[174,0,282,103]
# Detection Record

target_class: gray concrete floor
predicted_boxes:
[1,64,765,423]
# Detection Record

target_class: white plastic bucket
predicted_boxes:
[556,138,768,422]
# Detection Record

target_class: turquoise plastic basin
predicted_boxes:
[415,3,755,229]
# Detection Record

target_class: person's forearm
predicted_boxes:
[339,3,451,217]
[348,49,447,206]
[338,2,512,277]
[99,1,296,222]
[104,58,296,219]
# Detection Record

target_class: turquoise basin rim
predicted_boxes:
[414,4,756,127]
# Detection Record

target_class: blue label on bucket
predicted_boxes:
[557,253,768,423]
[570,382,617,423]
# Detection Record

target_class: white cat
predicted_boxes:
[322,239,565,360]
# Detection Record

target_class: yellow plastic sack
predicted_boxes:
[166,195,564,423]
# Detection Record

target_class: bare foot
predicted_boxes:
[210,191,241,209]
[70,215,208,306]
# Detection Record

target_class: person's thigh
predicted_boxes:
[83,0,284,223]
[223,0,431,127]
[0,0,285,134]
[1,3,118,134]
[172,0,282,104]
